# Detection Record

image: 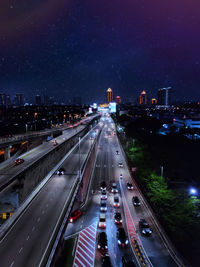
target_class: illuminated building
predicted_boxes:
[106,88,113,103]
[140,90,147,105]
[152,98,157,105]
[157,87,172,106]
[14,93,23,106]
[116,96,122,104]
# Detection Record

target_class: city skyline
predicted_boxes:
[0,1,200,103]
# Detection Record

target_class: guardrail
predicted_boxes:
[41,123,101,267]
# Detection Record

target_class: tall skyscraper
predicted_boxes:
[14,93,23,106]
[140,90,147,105]
[116,95,122,104]
[106,88,113,103]
[0,93,6,106]
[43,94,49,105]
[35,95,41,105]
[157,87,172,106]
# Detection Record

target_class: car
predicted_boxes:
[52,140,58,146]
[114,196,120,207]
[101,181,107,190]
[69,209,82,222]
[56,168,65,175]
[100,200,107,211]
[127,183,134,190]
[14,158,24,165]
[116,150,120,155]
[97,232,108,252]
[139,219,152,236]
[99,213,106,228]
[114,212,122,224]
[101,254,112,267]
[111,183,118,193]
[118,162,123,168]
[117,228,129,247]
[122,256,136,267]
[101,189,107,200]
[132,196,141,206]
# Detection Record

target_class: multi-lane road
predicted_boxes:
[0,123,101,267]
[0,113,184,267]
[65,115,182,267]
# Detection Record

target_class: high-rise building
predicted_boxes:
[35,95,41,105]
[116,95,122,104]
[140,90,147,105]
[107,88,113,103]
[14,93,23,106]
[0,93,6,106]
[157,87,172,106]
[43,95,49,105]
[6,95,11,106]
[152,98,157,105]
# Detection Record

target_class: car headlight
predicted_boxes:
[105,246,108,249]
[70,219,73,222]
[118,240,121,245]
[120,219,122,222]
[115,220,117,222]
[98,245,100,249]
[142,230,146,234]
[125,240,128,245]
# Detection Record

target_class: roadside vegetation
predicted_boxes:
[113,114,200,266]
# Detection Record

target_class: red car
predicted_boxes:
[69,210,82,222]
[52,140,58,146]
[14,158,24,165]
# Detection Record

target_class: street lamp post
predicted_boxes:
[160,165,164,177]
[78,136,81,179]
[25,124,28,150]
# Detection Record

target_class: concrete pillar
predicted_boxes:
[4,146,11,161]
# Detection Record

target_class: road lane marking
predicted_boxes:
[19,247,23,254]
[42,210,45,214]
[26,235,30,241]
[46,204,49,207]
[32,226,35,231]
[37,217,40,222]
[10,261,14,267]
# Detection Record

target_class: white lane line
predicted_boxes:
[10,261,14,267]
[37,217,40,222]
[26,235,30,241]
[46,204,48,208]
[32,226,35,231]
[19,247,23,254]
[42,210,45,214]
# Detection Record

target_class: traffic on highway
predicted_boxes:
[64,114,181,267]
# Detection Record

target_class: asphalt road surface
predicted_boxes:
[65,115,180,267]
[0,125,101,267]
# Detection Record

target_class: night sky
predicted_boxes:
[0,0,200,104]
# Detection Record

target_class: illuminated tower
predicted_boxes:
[152,98,157,105]
[140,90,147,105]
[157,87,172,106]
[106,88,113,103]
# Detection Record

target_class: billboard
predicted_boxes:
[109,102,116,113]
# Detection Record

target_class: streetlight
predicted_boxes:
[189,187,198,196]
[25,124,28,150]
[78,136,81,179]
[160,165,164,177]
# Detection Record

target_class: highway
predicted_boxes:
[0,124,102,267]
[65,115,181,267]
[0,116,97,190]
